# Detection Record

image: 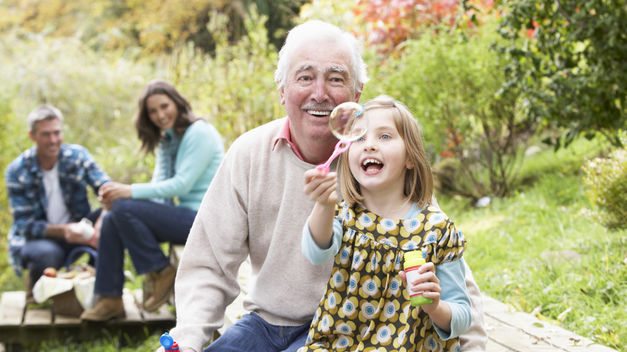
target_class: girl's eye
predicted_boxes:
[355,136,365,143]
[381,134,391,140]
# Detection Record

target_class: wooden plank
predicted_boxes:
[53,313,81,326]
[121,289,143,323]
[485,313,557,351]
[23,308,52,326]
[132,290,175,322]
[483,296,617,352]
[0,291,26,326]
[170,244,185,266]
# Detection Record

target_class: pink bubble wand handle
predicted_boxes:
[316,139,352,174]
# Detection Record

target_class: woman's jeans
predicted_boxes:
[204,313,310,352]
[94,199,196,297]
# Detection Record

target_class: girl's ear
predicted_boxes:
[405,158,414,170]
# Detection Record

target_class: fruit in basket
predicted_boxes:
[43,267,57,277]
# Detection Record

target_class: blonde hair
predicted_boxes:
[339,95,433,208]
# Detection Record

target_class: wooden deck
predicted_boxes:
[482,296,617,352]
[0,252,619,352]
[0,288,176,348]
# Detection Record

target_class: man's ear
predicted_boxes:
[279,86,286,105]
[28,130,35,142]
[354,83,364,102]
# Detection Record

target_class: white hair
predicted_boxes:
[274,20,369,91]
[27,104,63,132]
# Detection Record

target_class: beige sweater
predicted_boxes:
[171,118,487,351]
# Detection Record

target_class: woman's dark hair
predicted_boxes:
[135,79,199,154]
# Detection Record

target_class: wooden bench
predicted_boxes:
[0,288,175,347]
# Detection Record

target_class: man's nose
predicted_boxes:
[311,78,329,102]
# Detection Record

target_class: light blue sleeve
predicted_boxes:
[131,122,219,199]
[433,258,473,340]
[301,216,344,265]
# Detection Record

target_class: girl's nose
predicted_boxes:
[363,139,377,151]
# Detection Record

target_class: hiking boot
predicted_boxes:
[80,296,125,321]
[143,265,176,312]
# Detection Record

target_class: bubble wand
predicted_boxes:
[316,102,366,174]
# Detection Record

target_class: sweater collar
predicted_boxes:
[272,118,305,161]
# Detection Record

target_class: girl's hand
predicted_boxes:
[304,169,338,207]
[400,261,441,314]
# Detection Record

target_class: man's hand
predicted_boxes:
[98,182,132,207]
[63,223,91,244]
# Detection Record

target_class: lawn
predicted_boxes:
[440,138,626,350]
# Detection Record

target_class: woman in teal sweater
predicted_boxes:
[81,79,224,321]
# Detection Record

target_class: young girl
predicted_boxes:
[300,95,471,351]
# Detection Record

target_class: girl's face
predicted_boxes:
[146,93,178,131]
[347,109,412,196]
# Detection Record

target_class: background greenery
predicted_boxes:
[0,0,625,350]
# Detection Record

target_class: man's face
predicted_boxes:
[29,118,63,163]
[280,40,362,148]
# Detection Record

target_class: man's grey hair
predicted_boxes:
[274,20,369,92]
[27,104,63,132]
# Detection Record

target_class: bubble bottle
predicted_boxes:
[160,332,180,351]
[403,251,433,306]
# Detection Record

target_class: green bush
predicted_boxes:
[363,19,534,201]
[583,146,627,229]
[166,7,281,148]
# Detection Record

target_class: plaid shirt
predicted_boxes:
[5,144,110,275]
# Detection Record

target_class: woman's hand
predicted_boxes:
[304,169,338,207]
[98,182,132,207]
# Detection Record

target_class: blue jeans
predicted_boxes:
[94,199,195,296]
[21,209,101,288]
[204,313,310,352]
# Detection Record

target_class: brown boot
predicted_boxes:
[80,296,125,321]
[143,265,176,312]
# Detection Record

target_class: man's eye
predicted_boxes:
[297,76,312,81]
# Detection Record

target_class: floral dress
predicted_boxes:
[300,202,465,352]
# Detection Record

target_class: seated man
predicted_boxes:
[5,104,110,302]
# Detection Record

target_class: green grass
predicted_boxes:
[440,138,626,350]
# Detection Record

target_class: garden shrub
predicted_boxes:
[363,19,534,201]
[583,146,627,229]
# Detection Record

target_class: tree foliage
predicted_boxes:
[352,0,494,55]
[0,0,306,54]
[497,0,627,148]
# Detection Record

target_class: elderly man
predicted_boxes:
[170,21,487,351]
[5,104,109,302]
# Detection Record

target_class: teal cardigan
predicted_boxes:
[131,120,224,211]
